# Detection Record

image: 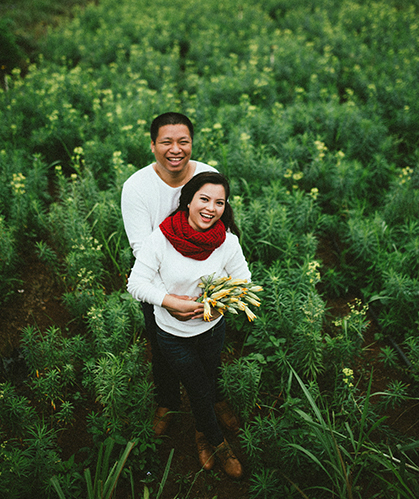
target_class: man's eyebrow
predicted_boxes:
[158,136,191,141]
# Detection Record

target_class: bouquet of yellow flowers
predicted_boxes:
[197,273,263,322]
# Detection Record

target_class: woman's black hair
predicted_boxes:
[173,172,240,237]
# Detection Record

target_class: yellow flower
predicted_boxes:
[228,278,248,287]
[211,289,232,301]
[213,276,231,286]
[227,307,238,314]
[236,300,246,311]
[244,306,257,321]
[245,296,261,307]
[247,291,261,301]
[203,298,212,322]
[198,274,262,321]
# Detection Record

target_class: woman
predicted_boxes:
[127,172,250,479]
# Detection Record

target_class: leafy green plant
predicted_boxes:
[374,380,410,412]
[82,342,155,467]
[0,382,37,438]
[245,258,326,386]
[286,367,419,499]
[51,438,136,499]
[325,298,370,366]
[0,18,24,78]
[1,420,63,498]
[85,291,144,356]
[404,336,419,382]
[219,358,262,422]
[35,240,61,278]
[0,215,19,304]
[379,345,399,369]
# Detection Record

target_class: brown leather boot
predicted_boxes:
[214,400,240,435]
[195,430,215,471]
[214,439,243,479]
[152,407,173,436]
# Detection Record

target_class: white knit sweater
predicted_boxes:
[127,229,251,337]
[121,161,217,258]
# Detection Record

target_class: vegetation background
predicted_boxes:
[1,0,419,498]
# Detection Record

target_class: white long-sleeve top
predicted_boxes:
[121,161,217,259]
[127,229,251,337]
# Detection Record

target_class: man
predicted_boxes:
[121,112,239,437]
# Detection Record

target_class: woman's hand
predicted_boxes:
[163,294,204,321]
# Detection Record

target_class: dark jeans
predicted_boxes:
[142,302,181,411]
[156,319,226,447]
[142,302,225,412]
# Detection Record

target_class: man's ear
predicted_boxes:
[150,141,155,153]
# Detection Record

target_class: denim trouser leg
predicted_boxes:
[156,319,226,447]
[142,302,181,411]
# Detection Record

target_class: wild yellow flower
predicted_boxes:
[11,173,26,195]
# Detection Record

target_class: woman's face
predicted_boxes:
[188,183,226,232]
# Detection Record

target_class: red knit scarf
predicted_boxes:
[159,210,226,260]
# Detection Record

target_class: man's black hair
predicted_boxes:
[150,112,194,142]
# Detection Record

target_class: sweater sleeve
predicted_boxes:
[224,234,252,282]
[121,175,153,259]
[126,232,167,306]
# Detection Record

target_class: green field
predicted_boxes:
[1,0,419,497]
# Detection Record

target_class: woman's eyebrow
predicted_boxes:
[200,192,225,201]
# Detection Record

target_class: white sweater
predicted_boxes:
[121,161,217,258]
[127,229,251,337]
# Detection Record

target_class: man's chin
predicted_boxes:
[165,161,189,172]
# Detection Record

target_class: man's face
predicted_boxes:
[151,124,192,177]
